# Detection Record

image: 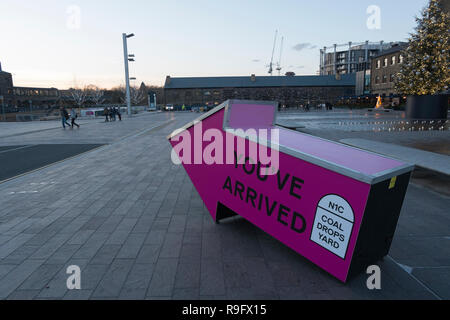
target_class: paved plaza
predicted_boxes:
[0,110,448,300]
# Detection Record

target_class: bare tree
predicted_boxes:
[86,85,105,106]
[70,87,87,112]
[119,85,146,105]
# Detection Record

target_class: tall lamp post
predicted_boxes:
[122,33,135,117]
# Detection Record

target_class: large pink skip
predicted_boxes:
[168,100,414,282]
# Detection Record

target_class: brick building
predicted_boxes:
[319,41,404,76]
[370,43,407,97]
[164,74,355,108]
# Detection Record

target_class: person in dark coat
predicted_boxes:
[70,108,80,128]
[116,107,122,121]
[60,106,71,128]
[104,107,109,122]
[110,107,116,121]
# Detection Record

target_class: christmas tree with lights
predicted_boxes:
[395,0,450,95]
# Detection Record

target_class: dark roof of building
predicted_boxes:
[373,43,408,58]
[164,74,356,89]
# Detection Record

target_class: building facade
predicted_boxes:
[0,64,14,104]
[0,62,60,113]
[319,41,405,76]
[164,74,356,108]
[370,44,407,97]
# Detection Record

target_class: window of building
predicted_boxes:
[375,76,380,84]
[399,55,404,64]
[383,58,388,67]
[376,60,381,69]
[382,75,387,83]
[390,74,395,82]
[391,56,396,65]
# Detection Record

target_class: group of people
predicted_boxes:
[104,107,122,122]
[60,106,80,129]
[59,106,123,129]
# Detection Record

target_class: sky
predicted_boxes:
[0,0,429,89]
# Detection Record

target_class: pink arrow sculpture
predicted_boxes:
[168,100,414,282]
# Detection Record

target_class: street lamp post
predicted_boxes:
[122,33,134,117]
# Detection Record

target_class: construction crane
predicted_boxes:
[276,36,284,76]
[268,30,278,76]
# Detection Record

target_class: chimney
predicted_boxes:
[250,74,256,82]
[165,75,171,85]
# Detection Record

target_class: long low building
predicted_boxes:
[163,74,356,108]
[0,63,60,112]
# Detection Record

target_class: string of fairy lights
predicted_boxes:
[335,119,449,132]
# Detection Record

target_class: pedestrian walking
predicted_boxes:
[60,106,71,128]
[70,108,80,128]
[116,107,122,121]
[104,107,109,122]
[110,107,116,121]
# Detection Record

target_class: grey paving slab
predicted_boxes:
[0,259,45,298]
[116,233,146,259]
[46,244,82,264]
[63,290,94,300]
[92,259,134,298]
[1,245,39,265]
[7,290,41,300]
[179,243,202,264]
[29,233,73,260]
[78,264,110,291]
[159,233,183,258]
[119,263,154,299]
[72,232,109,260]
[136,244,160,264]
[0,264,16,280]
[147,258,178,297]
[67,229,95,245]
[174,261,201,289]
[0,234,34,259]
[200,258,226,296]
[412,267,450,299]
[172,288,200,300]
[19,263,63,290]
[88,244,120,265]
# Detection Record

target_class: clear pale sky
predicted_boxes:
[0,0,429,89]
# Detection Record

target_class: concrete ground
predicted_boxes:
[0,110,448,300]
